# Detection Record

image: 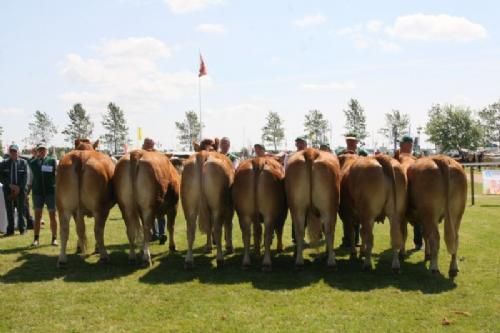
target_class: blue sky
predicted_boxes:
[1,0,499,151]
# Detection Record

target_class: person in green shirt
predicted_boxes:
[28,143,58,247]
[220,137,239,169]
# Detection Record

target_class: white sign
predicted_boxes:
[482,170,500,195]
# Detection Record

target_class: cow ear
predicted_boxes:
[193,141,200,152]
[214,138,220,151]
[93,140,99,149]
[75,139,81,148]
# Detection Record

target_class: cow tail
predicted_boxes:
[433,156,455,254]
[304,149,322,245]
[129,151,142,244]
[375,155,397,216]
[251,158,263,225]
[196,152,210,234]
[71,152,87,252]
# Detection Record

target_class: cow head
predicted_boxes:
[193,138,219,152]
[74,139,98,151]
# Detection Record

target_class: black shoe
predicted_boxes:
[19,230,26,235]
[159,235,167,245]
[414,244,422,251]
[27,223,34,230]
[151,234,159,242]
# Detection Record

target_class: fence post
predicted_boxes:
[470,166,475,206]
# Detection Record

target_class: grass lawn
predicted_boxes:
[0,180,499,333]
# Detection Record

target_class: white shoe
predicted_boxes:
[31,240,39,247]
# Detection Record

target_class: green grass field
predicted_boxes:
[1,180,499,333]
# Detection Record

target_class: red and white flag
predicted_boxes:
[198,53,207,77]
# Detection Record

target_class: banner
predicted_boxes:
[137,127,143,141]
[482,170,500,195]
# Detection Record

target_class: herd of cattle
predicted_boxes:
[54,139,467,278]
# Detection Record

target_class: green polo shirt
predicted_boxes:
[29,157,57,196]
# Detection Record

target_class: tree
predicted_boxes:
[28,110,58,146]
[344,98,367,140]
[379,110,410,150]
[175,110,202,151]
[425,104,483,153]
[101,102,129,154]
[261,111,285,151]
[304,109,329,148]
[62,103,94,144]
[478,100,500,147]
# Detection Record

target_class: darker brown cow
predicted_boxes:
[339,154,406,271]
[182,145,234,268]
[232,156,287,271]
[285,148,340,269]
[56,139,115,267]
[405,155,467,277]
[114,150,180,266]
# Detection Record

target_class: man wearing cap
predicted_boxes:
[254,143,267,157]
[397,135,423,250]
[0,144,29,236]
[29,143,58,246]
[220,137,239,169]
[319,143,332,153]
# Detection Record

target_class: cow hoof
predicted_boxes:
[262,265,272,272]
[184,261,194,270]
[449,269,459,278]
[392,267,401,274]
[294,264,304,271]
[362,264,373,272]
[204,247,212,254]
[430,269,440,275]
[140,260,151,269]
[57,260,67,269]
[399,252,406,261]
[169,245,176,252]
[242,263,251,271]
[276,247,283,254]
[128,258,137,265]
[424,254,431,261]
[349,253,357,261]
[216,260,224,269]
[225,247,234,255]
[327,264,338,272]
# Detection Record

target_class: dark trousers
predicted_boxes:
[25,196,33,229]
[5,192,25,234]
[153,216,166,237]
[342,222,360,247]
[413,224,423,247]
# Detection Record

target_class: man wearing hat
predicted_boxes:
[0,144,29,236]
[335,133,368,156]
[254,143,267,157]
[28,143,58,246]
[397,135,423,249]
[319,143,332,153]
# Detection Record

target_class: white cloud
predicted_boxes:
[300,82,356,92]
[366,20,383,33]
[294,14,327,28]
[386,14,487,41]
[165,0,223,13]
[378,40,401,52]
[60,37,209,117]
[196,23,225,33]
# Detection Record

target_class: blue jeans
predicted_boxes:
[153,216,166,237]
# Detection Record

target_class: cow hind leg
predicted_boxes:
[360,220,374,271]
[399,220,408,260]
[262,218,273,271]
[74,213,88,256]
[123,210,140,263]
[57,211,72,268]
[212,212,224,268]
[423,220,440,274]
[224,210,234,254]
[140,210,155,267]
[388,215,403,273]
[292,211,306,269]
[275,222,284,253]
[94,211,109,264]
[240,216,252,269]
[185,212,197,269]
[166,207,177,252]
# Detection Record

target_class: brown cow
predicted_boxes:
[232,156,287,271]
[285,148,340,269]
[339,154,406,272]
[182,147,234,269]
[404,155,467,277]
[114,150,180,266]
[56,139,115,267]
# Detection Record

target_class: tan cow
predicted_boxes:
[114,150,180,266]
[404,155,467,277]
[285,148,340,269]
[56,139,115,267]
[232,156,287,271]
[182,145,234,268]
[338,154,406,272]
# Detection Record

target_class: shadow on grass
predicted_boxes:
[139,246,457,294]
[479,204,500,207]
[0,247,141,284]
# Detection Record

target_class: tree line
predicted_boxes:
[174,98,499,153]
[5,97,498,156]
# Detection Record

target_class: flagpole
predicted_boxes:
[199,75,202,141]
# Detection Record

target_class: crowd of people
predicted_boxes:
[1,133,423,251]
